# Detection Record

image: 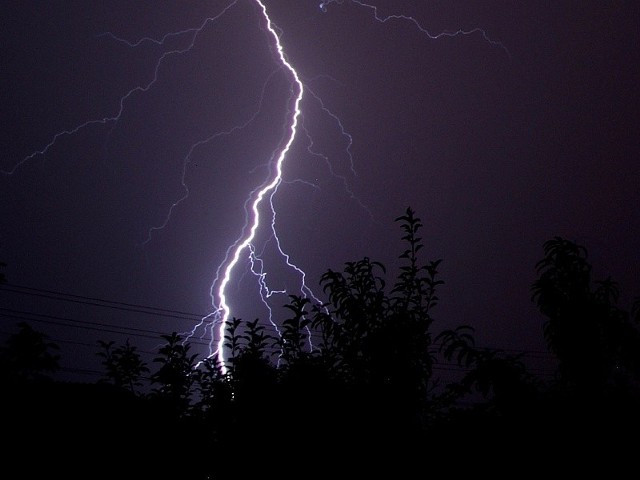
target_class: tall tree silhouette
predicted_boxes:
[0,321,60,383]
[532,236,640,393]
[306,207,446,440]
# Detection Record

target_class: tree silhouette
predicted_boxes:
[437,324,539,413]
[11,210,640,475]
[150,332,198,416]
[0,321,60,383]
[97,338,149,394]
[284,207,451,443]
[528,235,640,466]
[275,294,312,368]
[226,318,276,393]
[532,236,640,393]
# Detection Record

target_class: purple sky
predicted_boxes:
[1,1,639,381]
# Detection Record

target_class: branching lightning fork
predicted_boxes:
[3,0,508,375]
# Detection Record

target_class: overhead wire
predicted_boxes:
[0,283,558,382]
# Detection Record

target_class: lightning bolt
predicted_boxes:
[204,0,509,373]
[3,0,508,375]
[202,0,308,372]
[1,2,241,177]
[320,0,510,57]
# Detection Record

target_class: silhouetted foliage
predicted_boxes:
[226,318,276,391]
[97,338,149,394]
[0,321,60,383]
[5,210,640,476]
[532,236,640,393]
[275,294,312,367]
[276,206,453,439]
[150,332,198,416]
[191,355,232,420]
[437,324,539,419]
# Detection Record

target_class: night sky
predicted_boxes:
[1,1,639,381]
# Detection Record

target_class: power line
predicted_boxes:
[0,308,178,341]
[0,283,208,323]
[0,308,221,352]
[0,308,557,373]
[1,283,555,359]
[1,282,559,383]
[0,311,557,378]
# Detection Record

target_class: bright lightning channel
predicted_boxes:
[206,0,508,372]
[206,0,306,372]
